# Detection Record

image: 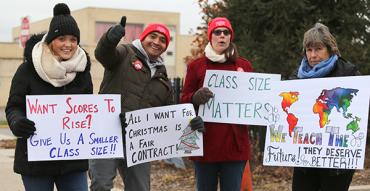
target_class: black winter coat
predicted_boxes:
[5,34,93,176]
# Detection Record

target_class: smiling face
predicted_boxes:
[211,27,231,54]
[305,43,330,67]
[49,35,78,61]
[141,32,167,60]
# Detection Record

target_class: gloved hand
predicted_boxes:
[119,112,128,142]
[192,87,214,106]
[119,112,128,129]
[107,16,127,43]
[10,118,36,138]
[190,116,205,133]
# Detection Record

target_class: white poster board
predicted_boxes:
[263,76,370,169]
[26,94,123,161]
[198,70,281,125]
[126,104,203,167]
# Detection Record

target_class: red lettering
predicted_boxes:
[65,97,98,114]
[27,98,58,114]
[49,104,57,113]
[27,98,38,114]
[66,97,73,114]
[62,116,90,129]
[104,99,113,112]
[63,116,71,129]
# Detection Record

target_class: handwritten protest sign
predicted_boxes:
[198,70,281,126]
[263,76,370,169]
[26,95,123,161]
[125,104,202,167]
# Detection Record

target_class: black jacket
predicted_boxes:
[291,56,360,176]
[5,34,93,176]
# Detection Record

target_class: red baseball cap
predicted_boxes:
[207,17,234,42]
[140,23,171,50]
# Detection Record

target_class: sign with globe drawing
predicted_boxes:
[263,76,370,169]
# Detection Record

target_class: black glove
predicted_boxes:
[119,112,128,142]
[190,116,205,133]
[119,112,128,128]
[192,87,214,106]
[10,118,36,138]
[107,16,127,43]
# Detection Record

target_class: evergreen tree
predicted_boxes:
[191,0,370,78]
[178,125,200,154]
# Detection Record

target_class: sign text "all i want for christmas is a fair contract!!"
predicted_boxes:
[126,104,203,167]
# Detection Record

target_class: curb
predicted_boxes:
[349,185,370,191]
[0,135,15,140]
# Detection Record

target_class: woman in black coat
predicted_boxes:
[291,23,360,191]
[5,3,92,191]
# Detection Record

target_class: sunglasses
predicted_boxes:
[212,29,231,36]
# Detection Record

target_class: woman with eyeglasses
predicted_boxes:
[181,17,253,191]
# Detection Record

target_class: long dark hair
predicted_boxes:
[225,42,239,63]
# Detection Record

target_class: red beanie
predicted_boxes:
[207,17,234,42]
[140,23,171,50]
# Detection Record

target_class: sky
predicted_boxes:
[0,0,208,42]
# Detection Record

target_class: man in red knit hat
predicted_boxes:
[89,16,203,191]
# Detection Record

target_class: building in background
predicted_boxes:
[0,7,196,120]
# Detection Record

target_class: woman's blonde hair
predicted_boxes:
[303,23,340,56]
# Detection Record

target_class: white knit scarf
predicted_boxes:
[204,43,226,63]
[32,34,87,87]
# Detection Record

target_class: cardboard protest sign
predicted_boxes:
[26,95,123,161]
[198,70,281,125]
[263,76,370,169]
[125,104,202,167]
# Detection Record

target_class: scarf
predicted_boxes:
[32,34,87,87]
[297,54,338,79]
[132,39,164,77]
[204,43,226,63]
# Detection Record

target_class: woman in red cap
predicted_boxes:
[181,17,253,191]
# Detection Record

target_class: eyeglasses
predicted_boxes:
[212,29,231,36]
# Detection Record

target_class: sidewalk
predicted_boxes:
[0,134,23,191]
[350,185,370,191]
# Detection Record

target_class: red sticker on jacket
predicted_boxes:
[236,67,244,72]
[132,60,143,70]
